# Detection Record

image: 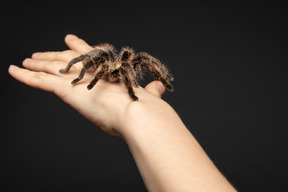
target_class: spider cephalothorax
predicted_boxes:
[59,43,174,101]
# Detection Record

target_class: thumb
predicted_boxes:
[144,81,165,98]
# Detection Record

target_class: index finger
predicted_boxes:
[65,34,93,54]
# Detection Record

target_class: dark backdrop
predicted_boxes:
[1,2,287,191]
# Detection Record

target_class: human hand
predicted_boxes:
[8,35,237,192]
[8,34,167,138]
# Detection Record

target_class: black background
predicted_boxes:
[1,1,287,191]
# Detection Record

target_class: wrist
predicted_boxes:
[117,99,177,141]
[117,101,202,191]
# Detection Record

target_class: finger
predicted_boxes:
[65,34,93,54]
[8,65,63,94]
[144,81,165,98]
[32,50,79,63]
[22,58,68,76]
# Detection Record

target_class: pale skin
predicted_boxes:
[8,34,237,192]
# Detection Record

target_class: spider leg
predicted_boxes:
[60,47,113,74]
[127,86,138,101]
[122,62,139,87]
[119,67,138,101]
[149,66,174,92]
[134,64,143,82]
[119,46,135,63]
[118,47,139,87]
[87,65,106,90]
[136,52,174,92]
[71,48,112,85]
[71,59,95,85]
[59,54,86,73]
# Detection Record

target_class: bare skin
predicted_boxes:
[8,34,237,192]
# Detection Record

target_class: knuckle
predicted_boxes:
[61,50,78,61]
[43,60,65,74]
[46,51,57,58]
[33,72,43,80]
[77,40,93,52]
[42,61,50,70]
[62,50,74,55]
[51,60,61,66]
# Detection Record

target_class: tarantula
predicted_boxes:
[59,43,174,101]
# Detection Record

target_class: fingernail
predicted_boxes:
[66,34,78,40]
[32,52,41,57]
[9,65,19,72]
[156,81,165,94]
[23,58,32,65]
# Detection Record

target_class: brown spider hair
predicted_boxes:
[59,43,174,101]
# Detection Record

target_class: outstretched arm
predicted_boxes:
[8,34,236,191]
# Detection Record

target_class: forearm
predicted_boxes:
[8,34,236,191]
[121,103,236,192]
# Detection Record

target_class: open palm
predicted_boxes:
[8,34,166,137]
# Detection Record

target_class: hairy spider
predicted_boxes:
[59,43,174,101]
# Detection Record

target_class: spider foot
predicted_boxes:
[87,82,97,90]
[131,95,139,101]
[166,84,174,92]
[87,84,94,90]
[59,68,69,73]
[71,78,81,85]
[168,76,174,81]
[59,54,87,74]
[127,87,138,101]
